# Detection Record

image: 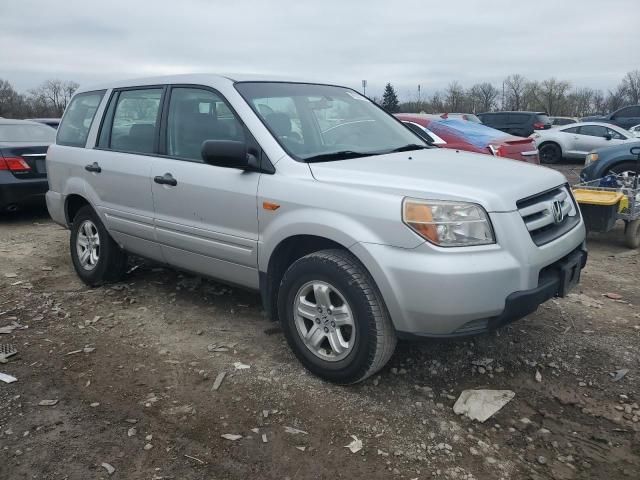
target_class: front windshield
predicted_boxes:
[0,123,56,142]
[235,82,426,161]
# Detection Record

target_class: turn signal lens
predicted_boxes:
[402,199,495,247]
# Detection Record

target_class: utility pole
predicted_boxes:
[417,84,421,104]
[362,80,367,97]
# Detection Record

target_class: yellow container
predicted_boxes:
[619,195,629,213]
[572,189,624,206]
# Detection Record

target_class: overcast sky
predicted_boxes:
[1,0,638,100]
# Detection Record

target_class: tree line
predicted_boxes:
[0,79,79,119]
[379,70,640,117]
[2,70,639,120]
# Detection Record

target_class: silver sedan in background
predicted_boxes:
[531,121,635,163]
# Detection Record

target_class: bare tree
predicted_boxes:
[0,79,23,118]
[504,74,528,110]
[29,79,79,116]
[529,78,571,115]
[591,89,605,115]
[444,81,466,112]
[621,70,640,104]
[606,84,628,112]
[566,87,595,117]
[469,82,499,113]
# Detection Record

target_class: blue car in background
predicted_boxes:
[580,141,640,182]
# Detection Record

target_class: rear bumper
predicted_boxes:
[0,173,48,210]
[45,190,67,227]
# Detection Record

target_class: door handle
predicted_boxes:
[154,173,177,186]
[85,162,101,173]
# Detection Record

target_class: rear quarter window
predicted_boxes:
[57,90,106,147]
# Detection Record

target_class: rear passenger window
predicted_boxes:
[561,126,580,134]
[57,90,105,147]
[109,89,162,154]
[166,87,244,161]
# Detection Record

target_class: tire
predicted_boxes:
[539,143,562,164]
[624,219,640,249]
[69,205,127,286]
[277,249,396,384]
[609,161,639,176]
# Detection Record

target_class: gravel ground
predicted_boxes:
[1,162,639,480]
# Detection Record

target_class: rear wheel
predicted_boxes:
[277,249,396,384]
[624,219,640,249]
[539,143,562,164]
[70,205,127,286]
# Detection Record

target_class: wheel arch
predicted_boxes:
[261,234,366,322]
[65,194,92,226]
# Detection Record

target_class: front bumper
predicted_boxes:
[350,211,586,337]
[0,174,48,211]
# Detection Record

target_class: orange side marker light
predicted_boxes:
[263,201,280,211]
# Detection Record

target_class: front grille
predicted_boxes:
[517,185,580,246]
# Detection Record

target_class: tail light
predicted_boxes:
[488,144,503,157]
[533,122,546,130]
[0,156,32,172]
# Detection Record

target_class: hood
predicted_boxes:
[594,140,640,156]
[308,148,566,212]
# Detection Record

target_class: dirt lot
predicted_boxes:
[1,164,639,480]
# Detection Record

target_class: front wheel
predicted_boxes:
[70,205,127,286]
[539,143,562,164]
[277,249,396,384]
[624,219,640,249]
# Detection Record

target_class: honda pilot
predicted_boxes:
[46,74,587,384]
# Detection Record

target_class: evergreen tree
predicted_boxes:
[381,83,399,113]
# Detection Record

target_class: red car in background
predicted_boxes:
[396,114,540,164]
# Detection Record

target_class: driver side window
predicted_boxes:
[253,97,305,152]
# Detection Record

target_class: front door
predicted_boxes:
[151,86,260,289]
[88,87,165,261]
[573,124,627,156]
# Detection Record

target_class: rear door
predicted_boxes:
[88,87,165,260]
[151,85,261,288]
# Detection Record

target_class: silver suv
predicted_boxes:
[46,74,587,384]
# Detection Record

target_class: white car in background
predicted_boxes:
[531,121,635,164]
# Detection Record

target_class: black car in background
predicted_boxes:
[582,105,640,131]
[477,111,552,137]
[28,117,61,129]
[0,119,56,212]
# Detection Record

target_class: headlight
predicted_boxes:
[402,198,495,247]
[585,152,599,165]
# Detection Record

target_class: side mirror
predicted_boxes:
[604,134,612,141]
[201,140,258,170]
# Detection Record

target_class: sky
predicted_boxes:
[1,0,638,101]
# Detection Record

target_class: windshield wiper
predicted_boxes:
[388,144,429,153]
[304,150,375,163]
